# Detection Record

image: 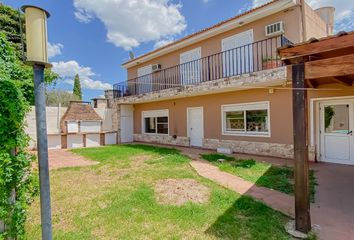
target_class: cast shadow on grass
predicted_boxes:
[205,194,290,240]
[201,153,317,202]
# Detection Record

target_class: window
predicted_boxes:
[142,110,169,135]
[180,47,201,85]
[222,102,270,136]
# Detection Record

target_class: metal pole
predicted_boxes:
[33,64,53,240]
[292,63,311,233]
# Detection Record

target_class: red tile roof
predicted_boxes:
[122,0,280,66]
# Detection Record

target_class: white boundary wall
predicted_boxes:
[25,106,116,149]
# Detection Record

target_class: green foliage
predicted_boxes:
[46,89,80,107]
[0,80,38,239]
[73,74,82,100]
[324,106,335,129]
[201,153,317,202]
[0,3,25,56]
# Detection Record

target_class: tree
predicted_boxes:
[73,74,82,100]
[46,90,80,107]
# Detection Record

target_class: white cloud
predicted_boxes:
[52,60,112,90]
[306,0,354,32]
[73,0,187,50]
[154,38,174,49]
[48,43,64,59]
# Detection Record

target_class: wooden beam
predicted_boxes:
[306,79,316,89]
[305,53,354,79]
[330,77,352,86]
[292,63,311,233]
[279,32,354,60]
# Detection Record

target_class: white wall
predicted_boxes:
[25,105,116,150]
[25,106,67,149]
[48,135,62,149]
[86,134,101,147]
[105,132,117,145]
[67,135,84,149]
[94,108,114,131]
[80,121,101,133]
[120,105,134,143]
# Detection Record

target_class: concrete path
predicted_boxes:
[179,148,295,217]
[176,146,354,240]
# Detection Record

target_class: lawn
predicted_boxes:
[25,145,291,239]
[201,153,317,202]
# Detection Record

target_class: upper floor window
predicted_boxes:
[137,65,153,94]
[222,29,254,76]
[180,47,201,85]
[222,101,270,137]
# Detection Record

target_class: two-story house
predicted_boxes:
[110,0,352,165]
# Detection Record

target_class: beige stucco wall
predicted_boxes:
[127,7,304,80]
[133,83,354,151]
[133,87,294,145]
[304,2,328,40]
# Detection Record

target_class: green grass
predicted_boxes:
[25,145,292,239]
[201,153,317,202]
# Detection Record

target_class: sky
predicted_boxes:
[2,0,353,101]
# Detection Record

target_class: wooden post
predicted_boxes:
[292,62,311,233]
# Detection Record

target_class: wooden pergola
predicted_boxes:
[279,31,354,233]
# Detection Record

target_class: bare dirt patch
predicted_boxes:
[129,154,152,167]
[31,149,98,170]
[154,179,210,206]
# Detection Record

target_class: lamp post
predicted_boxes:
[21,5,52,240]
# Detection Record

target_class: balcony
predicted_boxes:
[113,35,291,99]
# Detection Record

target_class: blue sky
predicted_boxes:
[3,0,353,101]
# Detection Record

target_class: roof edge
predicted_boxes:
[122,0,297,69]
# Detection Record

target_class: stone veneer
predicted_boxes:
[111,103,121,143]
[203,138,294,159]
[133,134,316,160]
[134,134,190,147]
[115,67,288,104]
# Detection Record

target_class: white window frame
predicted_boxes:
[142,109,169,135]
[221,101,271,137]
[67,120,79,133]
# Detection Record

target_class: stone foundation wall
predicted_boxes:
[134,134,190,147]
[203,138,294,159]
[133,134,316,160]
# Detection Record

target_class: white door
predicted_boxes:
[222,29,253,77]
[180,47,201,85]
[188,107,204,147]
[137,65,152,94]
[320,101,354,165]
[120,105,134,143]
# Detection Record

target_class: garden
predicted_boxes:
[25,145,292,239]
